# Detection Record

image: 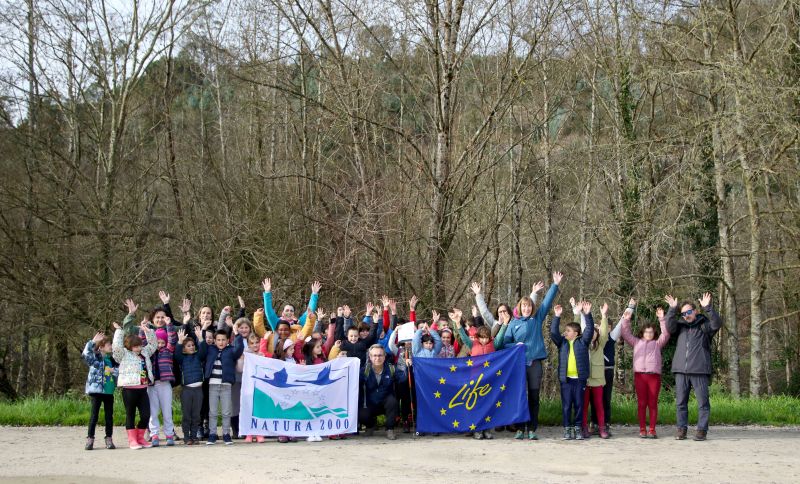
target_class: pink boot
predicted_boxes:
[244,435,253,443]
[256,436,266,443]
[126,429,142,450]
[135,429,152,448]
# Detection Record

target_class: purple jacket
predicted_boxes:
[620,316,670,374]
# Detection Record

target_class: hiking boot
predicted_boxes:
[527,430,538,440]
[223,434,233,445]
[694,430,707,441]
[675,427,687,440]
[514,430,525,440]
[104,437,115,449]
[85,437,94,450]
[574,427,583,440]
[648,430,658,439]
[386,429,397,440]
[562,427,573,440]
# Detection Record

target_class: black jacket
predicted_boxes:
[666,305,723,375]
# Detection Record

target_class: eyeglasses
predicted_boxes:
[681,309,694,317]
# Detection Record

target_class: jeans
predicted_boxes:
[675,373,710,431]
[181,385,203,439]
[87,393,114,438]
[148,381,175,437]
[560,378,585,427]
[122,387,150,430]
[208,383,232,436]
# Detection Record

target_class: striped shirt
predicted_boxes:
[209,354,223,385]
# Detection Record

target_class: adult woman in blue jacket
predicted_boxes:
[501,271,563,440]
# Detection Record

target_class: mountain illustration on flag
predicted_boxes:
[252,386,348,420]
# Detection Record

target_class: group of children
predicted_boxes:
[81,277,674,450]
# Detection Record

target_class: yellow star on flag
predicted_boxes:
[496,370,502,376]
[483,361,490,368]
[466,359,473,367]
[440,408,447,416]
[434,391,441,398]
[452,420,460,428]
[439,377,446,384]
[469,424,477,431]
[450,365,457,372]
[496,400,502,408]
[500,384,506,391]
[485,416,492,423]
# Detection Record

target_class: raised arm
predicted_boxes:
[534,272,562,321]
[699,292,723,334]
[580,304,595,346]
[112,325,125,362]
[457,325,472,350]
[298,281,321,326]
[412,328,423,356]
[664,295,679,335]
[470,282,497,326]
[656,307,671,348]
[262,278,280,330]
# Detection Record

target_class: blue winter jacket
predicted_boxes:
[361,359,408,407]
[201,335,244,384]
[502,283,560,365]
[550,313,595,383]
[174,342,208,386]
[412,328,442,358]
[81,340,118,395]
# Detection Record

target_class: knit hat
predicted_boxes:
[155,329,168,342]
[282,339,294,351]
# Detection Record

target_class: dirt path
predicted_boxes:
[1,425,798,483]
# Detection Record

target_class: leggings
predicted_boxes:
[525,360,543,431]
[634,372,662,432]
[591,367,614,426]
[582,385,605,429]
[87,393,114,438]
[122,387,150,430]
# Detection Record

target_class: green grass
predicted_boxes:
[1,392,799,427]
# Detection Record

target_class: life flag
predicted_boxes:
[413,345,529,433]
[239,352,360,437]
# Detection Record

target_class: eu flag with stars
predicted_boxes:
[413,345,529,433]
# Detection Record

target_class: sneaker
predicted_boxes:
[151,436,160,447]
[278,436,289,443]
[85,437,94,451]
[143,430,150,441]
[514,430,525,440]
[184,439,194,446]
[574,427,583,441]
[306,435,323,442]
[648,430,658,439]
[104,437,115,450]
[694,430,707,441]
[675,428,687,440]
[473,431,484,440]
[581,427,591,439]
[604,424,613,437]
[527,430,538,441]
[166,436,175,446]
[484,430,494,440]
[599,429,610,439]
[639,430,648,438]
[386,429,396,440]
[562,427,573,440]
[206,434,218,445]
[223,434,233,445]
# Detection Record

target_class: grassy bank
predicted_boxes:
[1,392,798,427]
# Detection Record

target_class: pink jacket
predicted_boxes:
[621,316,670,374]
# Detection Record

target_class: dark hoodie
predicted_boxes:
[666,305,723,375]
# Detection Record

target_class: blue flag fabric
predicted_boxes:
[414,344,529,433]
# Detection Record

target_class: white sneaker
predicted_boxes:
[307,435,322,442]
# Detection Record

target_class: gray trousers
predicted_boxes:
[675,373,710,431]
[208,383,232,436]
[181,385,203,439]
[147,381,175,437]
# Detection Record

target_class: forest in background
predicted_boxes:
[0,0,799,401]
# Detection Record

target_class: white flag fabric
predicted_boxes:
[239,352,360,437]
